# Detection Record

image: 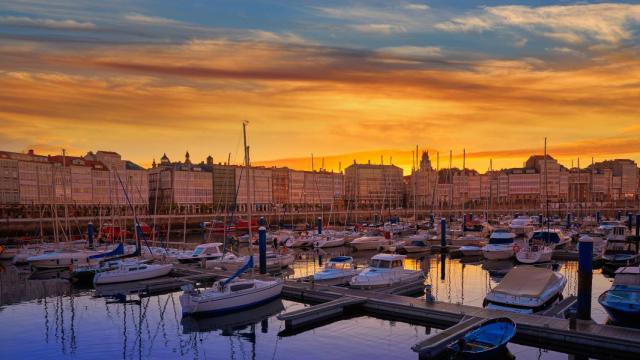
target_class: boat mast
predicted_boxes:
[544,138,550,239]
[243,121,253,256]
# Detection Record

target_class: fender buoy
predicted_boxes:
[513,244,520,253]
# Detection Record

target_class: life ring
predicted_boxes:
[513,244,520,253]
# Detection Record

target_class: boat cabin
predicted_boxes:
[191,243,223,257]
[368,254,406,269]
[489,229,516,244]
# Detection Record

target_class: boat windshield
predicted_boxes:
[531,232,560,243]
[369,259,391,268]
[192,247,204,256]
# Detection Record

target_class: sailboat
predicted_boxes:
[181,122,283,316]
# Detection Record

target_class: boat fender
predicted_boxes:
[513,244,520,253]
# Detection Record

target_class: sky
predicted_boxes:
[1,1,639,174]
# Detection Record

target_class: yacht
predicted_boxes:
[177,243,237,264]
[398,238,431,254]
[349,254,424,289]
[602,228,639,273]
[349,235,393,251]
[313,256,360,282]
[27,248,103,269]
[598,266,640,325]
[515,235,553,264]
[529,229,571,248]
[483,230,517,260]
[93,262,174,285]
[509,215,535,236]
[484,266,566,313]
[206,252,294,271]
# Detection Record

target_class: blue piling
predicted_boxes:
[577,236,594,320]
[87,222,94,249]
[566,213,572,229]
[636,214,640,237]
[628,213,633,231]
[199,222,205,240]
[259,217,267,274]
[462,213,467,231]
[440,218,447,252]
[617,210,622,221]
[317,217,323,235]
[596,211,601,224]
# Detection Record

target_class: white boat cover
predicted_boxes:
[493,266,559,297]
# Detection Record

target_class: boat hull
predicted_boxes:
[181,280,283,316]
[598,290,640,326]
[93,264,173,285]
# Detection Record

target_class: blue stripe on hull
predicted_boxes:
[182,294,282,317]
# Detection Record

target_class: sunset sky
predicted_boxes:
[1,1,639,174]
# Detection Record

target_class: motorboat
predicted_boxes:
[93,261,173,285]
[483,266,566,313]
[529,229,571,248]
[313,256,360,283]
[509,215,535,236]
[177,243,237,264]
[577,233,607,261]
[515,237,553,264]
[349,254,424,289]
[482,229,516,260]
[602,233,639,274]
[181,257,283,316]
[598,266,640,325]
[27,248,103,269]
[446,317,516,359]
[452,234,486,247]
[72,258,143,284]
[349,236,393,251]
[313,236,346,248]
[458,245,483,257]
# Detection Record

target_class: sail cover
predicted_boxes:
[88,243,124,259]
[221,256,254,287]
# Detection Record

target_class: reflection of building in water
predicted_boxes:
[0,266,71,305]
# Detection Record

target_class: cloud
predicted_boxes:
[0,16,96,30]
[377,46,442,58]
[123,13,184,26]
[404,4,430,11]
[435,4,640,44]
[349,24,407,34]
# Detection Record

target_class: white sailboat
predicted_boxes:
[93,261,174,285]
[181,122,283,316]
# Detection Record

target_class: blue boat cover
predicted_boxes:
[89,243,124,259]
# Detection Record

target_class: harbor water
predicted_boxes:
[0,244,616,359]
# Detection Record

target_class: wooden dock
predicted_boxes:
[411,316,485,358]
[281,281,640,359]
[277,295,366,330]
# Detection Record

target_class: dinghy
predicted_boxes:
[447,317,516,360]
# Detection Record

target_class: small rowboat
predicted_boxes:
[447,317,516,359]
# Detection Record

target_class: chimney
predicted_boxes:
[28,149,34,155]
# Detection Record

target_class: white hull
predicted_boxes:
[180,279,283,315]
[28,250,101,269]
[516,248,553,264]
[94,263,174,284]
[483,244,515,260]
[350,270,424,289]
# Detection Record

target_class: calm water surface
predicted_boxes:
[0,245,614,359]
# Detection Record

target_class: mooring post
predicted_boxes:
[87,222,94,249]
[566,213,571,229]
[440,218,447,251]
[317,217,323,235]
[199,222,205,241]
[577,235,594,320]
[636,214,640,237]
[462,213,466,232]
[258,217,267,274]
[628,213,633,231]
[617,210,622,221]
[596,211,601,224]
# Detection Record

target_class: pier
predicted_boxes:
[153,262,640,359]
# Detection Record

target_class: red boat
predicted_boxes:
[203,220,236,233]
[100,223,132,242]
[235,219,258,230]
